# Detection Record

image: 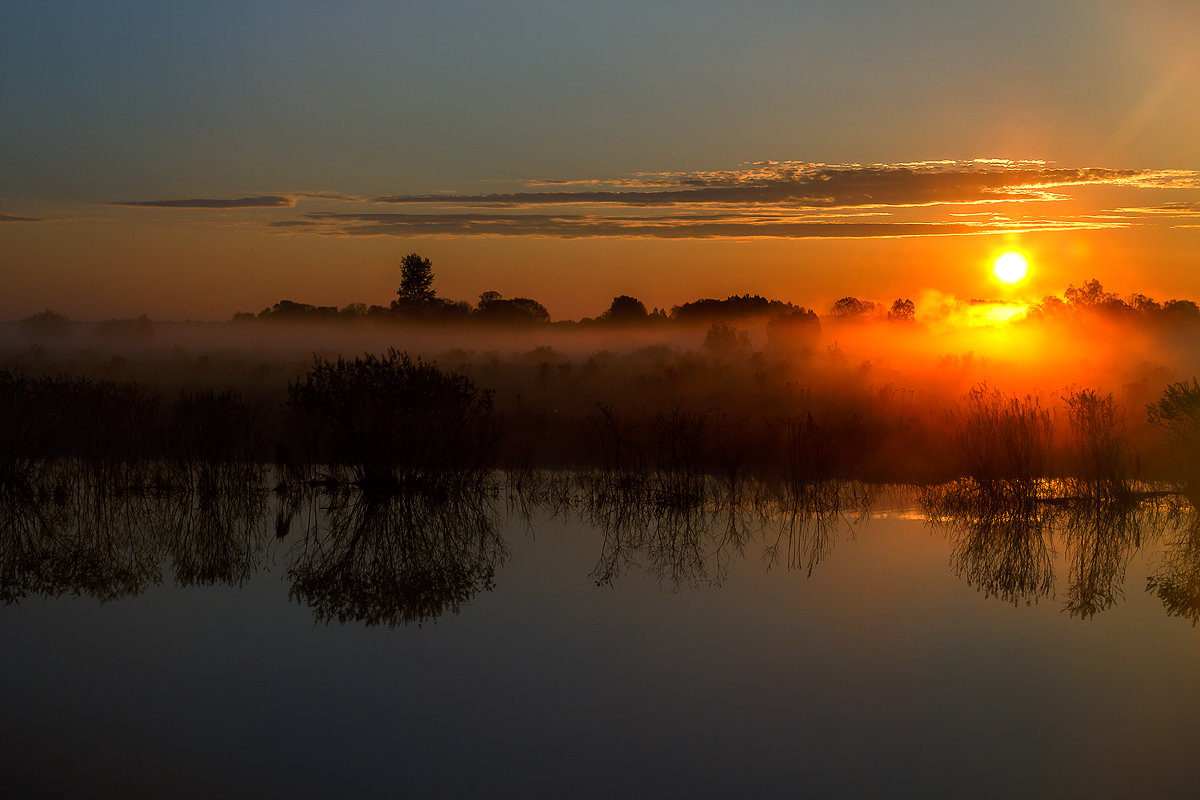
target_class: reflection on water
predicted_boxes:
[3,464,1200,625]
[1,480,165,602]
[920,477,1185,617]
[286,488,507,627]
[923,480,1056,607]
[1148,510,1200,625]
[1059,496,1144,618]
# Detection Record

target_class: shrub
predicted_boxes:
[288,349,498,486]
[1064,389,1137,497]
[1147,378,1200,494]
[19,309,71,339]
[955,385,1052,490]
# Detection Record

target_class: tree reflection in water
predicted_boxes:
[0,467,273,604]
[923,479,1056,607]
[159,481,271,588]
[921,478,1170,617]
[1147,504,1200,624]
[1058,496,1144,618]
[580,472,871,589]
[286,487,508,627]
[6,462,1200,625]
[764,480,873,578]
[0,480,164,603]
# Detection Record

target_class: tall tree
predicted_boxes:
[887,298,915,322]
[600,295,648,322]
[397,253,435,305]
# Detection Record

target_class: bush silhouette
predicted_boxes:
[19,310,71,339]
[288,349,498,486]
[1148,379,1200,495]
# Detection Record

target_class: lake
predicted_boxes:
[2,478,1198,798]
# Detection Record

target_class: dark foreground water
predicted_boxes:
[2,482,1199,798]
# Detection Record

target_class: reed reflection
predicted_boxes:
[286,487,508,627]
[921,479,1165,617]
[158,482,271,588]
[583,482,751,589]
[1147,505,1200,625]
[1058,497,1144,618]
[580,468,870,588]
[922,479,1056,606]
[763,480,873,577]
[0,481,163,602]
[0,468,273,603]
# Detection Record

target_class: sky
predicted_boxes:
[2,0,1199,321]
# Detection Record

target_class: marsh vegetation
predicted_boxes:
[9,277,1200,627]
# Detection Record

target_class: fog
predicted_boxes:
[5,292,1200,485]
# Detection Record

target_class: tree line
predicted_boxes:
[18,252,1200,335]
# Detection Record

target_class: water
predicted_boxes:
[2,482,1199,798]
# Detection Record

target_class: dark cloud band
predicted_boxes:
[110,195,294,209]
[274,211,1115,239]
[372,164,1144,209]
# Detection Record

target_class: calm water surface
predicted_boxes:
[2,484,1199,798]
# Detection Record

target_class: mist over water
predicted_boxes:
[6,291,1200,486]
[7,296,1200,797]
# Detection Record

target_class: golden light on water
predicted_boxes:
[992,251,1029,285]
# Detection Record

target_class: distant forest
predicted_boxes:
[16,252,1200,339]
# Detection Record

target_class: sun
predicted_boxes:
[992,251,1029,285]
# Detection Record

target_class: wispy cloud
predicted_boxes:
[110,195,295,209]
[0,213,43,222]
[110,160,1200,240]
[371,161,1160,210]
[273,211,1121,240]
[1112,201,1200,217]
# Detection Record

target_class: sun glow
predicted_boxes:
[992,251,1029,285]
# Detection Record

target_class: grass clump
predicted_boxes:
[287,349,498,487]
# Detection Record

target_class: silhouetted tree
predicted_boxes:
[887,298,916,322]
[766,307,821,352]
[703,321,749,355]
[475,292,550,325]
[1027,294,1068,320]
[672,294,800,322]
[830,297,877,319]
[1162,299,1200,320]
[600,295,649,323]
[1128,293,1161,315]
[1064,279,1119,309]
[257,300,338,321]
[19,309,71,338]
[397,252,435,305]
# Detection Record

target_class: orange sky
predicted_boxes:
[2,3,1199,320]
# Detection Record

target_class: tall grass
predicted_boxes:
[287,349,499,488]
[953,385,1052,499]
[1147,378,1200,498]
[1063,388,1138,502]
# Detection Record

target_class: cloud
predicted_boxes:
[110,195,295,209]
[1113,201,1200,217]
[290,190,370,203]
[0,214,42,222]
[372,161,1160,210]
[114,160,1199,240]
[273,211,1119,240]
